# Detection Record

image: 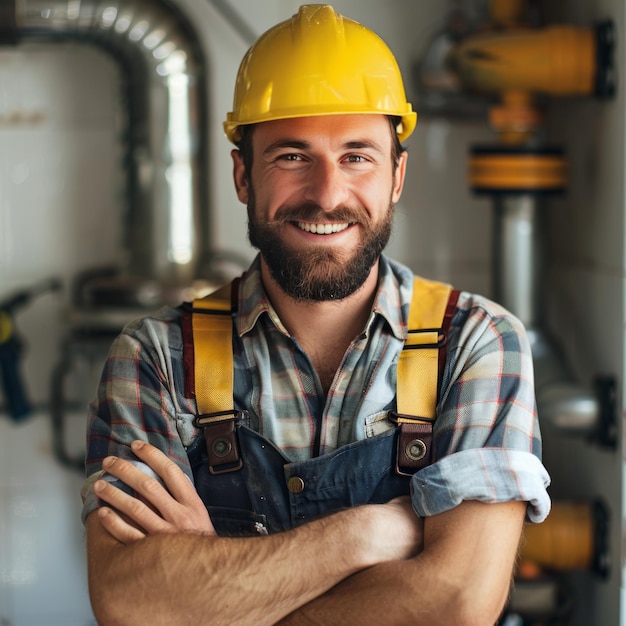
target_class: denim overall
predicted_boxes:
[187,424,411,536]
[185,278,458,537]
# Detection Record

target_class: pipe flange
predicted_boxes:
[469,145,567,195]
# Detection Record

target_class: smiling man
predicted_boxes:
[242,115,401,305]
[82,5,550,625]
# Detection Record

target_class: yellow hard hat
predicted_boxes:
[224,4,417,144]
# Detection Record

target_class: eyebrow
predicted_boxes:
[262,138,386,157]
[263,140,310,156]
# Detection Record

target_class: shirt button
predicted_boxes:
[287,476,305,494]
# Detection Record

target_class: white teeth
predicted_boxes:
[297,222,350,234]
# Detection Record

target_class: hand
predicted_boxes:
[94,440,215,544]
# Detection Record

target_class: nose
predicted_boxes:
[302,158,350,211]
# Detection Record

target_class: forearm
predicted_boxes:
[278,500,525,626]
[88,504,403,626]
[277,558,442,626]
[278,553,498,625]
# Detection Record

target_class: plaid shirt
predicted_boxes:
[82,255,550,523]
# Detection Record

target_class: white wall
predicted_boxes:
[0,1,623,624]
[0,42,121,626]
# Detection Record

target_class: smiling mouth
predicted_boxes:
[296,221,352,234]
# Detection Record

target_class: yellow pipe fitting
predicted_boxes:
[489,0,528,28]
[448,25,596,97]
[469,150,567,193]
[489,90,544,144]
[521,501,597,571]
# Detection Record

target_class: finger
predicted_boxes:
[130,440,198,505]
[97,506,146,544]
[94,477,171,534]
[101,455,174,507]
[100,451,217,536]
[115,442,217,536]
[124,445,217,533]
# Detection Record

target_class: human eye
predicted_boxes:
[344,154,367,163]
[342,153,377,168]
[274,152,308,169]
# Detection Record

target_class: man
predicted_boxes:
[83,5,550,625]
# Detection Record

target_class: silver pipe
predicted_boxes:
[528,328,599,433]
[12,0,208,287]
[492,193,600,435]
[492,194,543,329]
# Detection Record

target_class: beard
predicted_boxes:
[247,190,394,302]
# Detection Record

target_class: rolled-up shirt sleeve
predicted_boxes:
[411,448,550,522]
[410,295,551,522]
[81,308,197,524]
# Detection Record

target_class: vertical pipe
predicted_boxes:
[492,193,543,329]
[491,192,600,434]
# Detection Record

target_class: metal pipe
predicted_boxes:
[491,192,600,435]
[10,0,208,287]
[492,193,543,329]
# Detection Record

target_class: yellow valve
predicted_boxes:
[448,25,596,97]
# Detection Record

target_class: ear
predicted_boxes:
[231,149,249,204]
[391,151,408,204]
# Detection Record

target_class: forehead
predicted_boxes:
[252,114,393,151]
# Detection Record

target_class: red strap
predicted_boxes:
[182,303,196,399]
[437,289,460,397]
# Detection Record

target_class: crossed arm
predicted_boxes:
[86,441,526,626]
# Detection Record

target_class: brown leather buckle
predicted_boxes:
[389,413,434,476]
[193,410,246,475]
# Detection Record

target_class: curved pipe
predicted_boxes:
[11,0,208,288]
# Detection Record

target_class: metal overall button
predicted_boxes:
[287,476,305,494]
[405,438,427,462]
[212,437,232,458]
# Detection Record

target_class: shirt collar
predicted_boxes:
[235,254,413,341]
[369,255,413,341]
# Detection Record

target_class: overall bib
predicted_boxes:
[184,277,458,537]
[187,425,410,536]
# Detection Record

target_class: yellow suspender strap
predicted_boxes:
[394,276,457,475]
[397,276,453,418]
[190,281,242,474]
[189,276,458,476]
[191,282,233,418]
